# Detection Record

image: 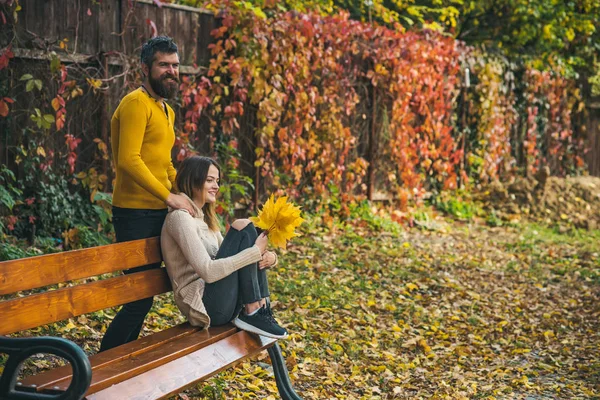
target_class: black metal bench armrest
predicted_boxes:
[0,336,92,400]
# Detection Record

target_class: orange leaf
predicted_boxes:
[0,99,8,117]
[51,97,60,111]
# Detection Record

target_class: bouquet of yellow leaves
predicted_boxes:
[250,195,304,249]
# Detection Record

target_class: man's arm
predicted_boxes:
[167,161,177,187]
[166,106,177,187]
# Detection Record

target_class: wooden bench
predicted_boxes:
[0,237,302,400]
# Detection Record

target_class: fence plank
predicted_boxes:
[586,105,600,176]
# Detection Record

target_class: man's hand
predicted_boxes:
[259,250,277,270]
[166,193,196,216]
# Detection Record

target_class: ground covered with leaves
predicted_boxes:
[193,212,599,399]
[4,208,599,399]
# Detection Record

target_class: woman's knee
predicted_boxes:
[231,218,253,231]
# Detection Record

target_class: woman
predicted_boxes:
[161,156,287,339]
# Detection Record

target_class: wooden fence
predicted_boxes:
[586,103,600,176]
[0,0,218,180]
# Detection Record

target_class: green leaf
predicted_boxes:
[0,185,16,210]
[20,74,33,81]
[34,80,43,91]
[43,114,55,123]
[26,79,35,92]
[50,53,61,73]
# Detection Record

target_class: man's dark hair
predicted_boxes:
[140,36,178,67]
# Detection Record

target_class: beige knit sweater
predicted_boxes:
[160,195,262,328]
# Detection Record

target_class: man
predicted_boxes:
[100,36,194,352]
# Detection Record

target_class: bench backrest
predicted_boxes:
[0,237,170,336]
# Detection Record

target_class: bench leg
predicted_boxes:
[267,343,302,400]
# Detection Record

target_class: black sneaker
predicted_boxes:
[264,300,280,325]
[233,306,288,339]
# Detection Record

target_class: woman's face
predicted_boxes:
[196,164,220,205]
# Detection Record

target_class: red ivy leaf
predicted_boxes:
[6,215,17,231]
[146,19,158,38]
[0,45,14,70]
[67,152,77,174]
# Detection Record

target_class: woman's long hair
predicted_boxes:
[175,156,221,232]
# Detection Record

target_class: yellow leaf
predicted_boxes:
[418,338,432,353]
[62,321,77,331]
[246,383,261,391]
[158,307,173,316]
[86,78,102,90]
[250,195,304,249]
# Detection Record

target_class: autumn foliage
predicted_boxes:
[0,0,588,240]
[177,1,585,211]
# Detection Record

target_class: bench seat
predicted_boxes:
[0,238,300,400]
[19,323,275,399]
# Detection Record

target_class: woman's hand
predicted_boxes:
[259,251,277,270]
[255,232,268,254]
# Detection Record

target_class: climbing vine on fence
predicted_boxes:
[464,53,518,182]
[523,67,585,176]
[174,0,586,210]
[0,0,587,245]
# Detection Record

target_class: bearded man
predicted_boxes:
[100,36,194,352]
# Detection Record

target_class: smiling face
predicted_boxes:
[144,51,180,99]
[194,164,220,206]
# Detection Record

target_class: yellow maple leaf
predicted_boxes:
[250,195,304,249]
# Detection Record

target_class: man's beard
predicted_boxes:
[149,73,179,99]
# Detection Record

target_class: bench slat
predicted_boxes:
[0,269,171,335]
[21,323,201,389]
[24,324,238,395]
[0,237,161,295]
[86,331,277,400]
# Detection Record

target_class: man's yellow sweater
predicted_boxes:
[111,88,177,209]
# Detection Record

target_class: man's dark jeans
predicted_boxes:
[202,223,269,326]
[99,206,167,352]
